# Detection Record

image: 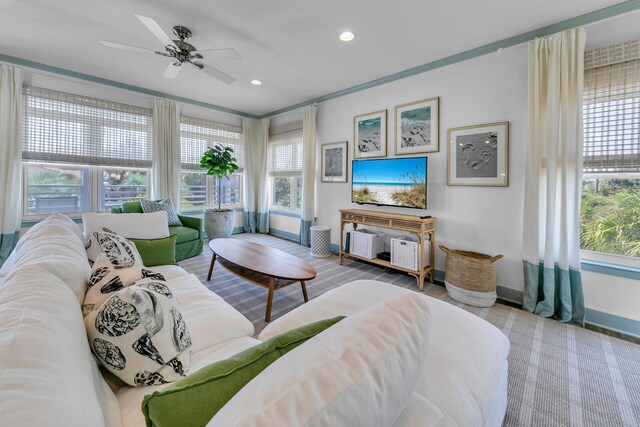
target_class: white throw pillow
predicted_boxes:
[208,293,431,427]
[83,212,170,262]
[85,225,147,264]
[83,253,143,312]
[85,279,192,386]
[83,230,166,314]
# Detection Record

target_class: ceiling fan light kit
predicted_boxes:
[101,14,238,84]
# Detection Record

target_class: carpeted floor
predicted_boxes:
[179,233,640,427]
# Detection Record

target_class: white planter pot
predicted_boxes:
[204,209,235,240]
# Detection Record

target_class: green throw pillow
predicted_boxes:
[129,235,177,267]
[141,315,346,427]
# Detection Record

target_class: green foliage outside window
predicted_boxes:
[580,178,640,257]
[273,177,292,208]
[295,176,302,209]
[29,167,82,186]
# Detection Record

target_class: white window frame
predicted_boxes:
[22,162,152,219]
[270,175,302,212]
[180,171,243,212]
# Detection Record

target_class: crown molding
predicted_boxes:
[0,53,259,119]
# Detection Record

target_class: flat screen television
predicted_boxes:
[351,157,427,209]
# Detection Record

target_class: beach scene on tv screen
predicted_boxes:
[352,158,426,209]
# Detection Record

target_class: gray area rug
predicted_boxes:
[179,233,640,427]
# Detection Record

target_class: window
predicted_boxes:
[272,176,302,209]
[22,87,152,216]
[268,121,303,211]
[581,42,640,260]
[180,116,243,210]
[25,164,90,215]
[101,168,149,211]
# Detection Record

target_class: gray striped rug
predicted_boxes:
[179,233,640,427]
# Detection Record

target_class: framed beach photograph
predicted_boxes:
[354,110,387,158]
[321,141,348,182]
[447,121,509,186]
[395,97,439,155]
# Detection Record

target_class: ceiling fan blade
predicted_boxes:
[163,63,182,79]
[135,14,176,48]
[100,40,155,54]
[196,48,241,60]
[198,63,236,84]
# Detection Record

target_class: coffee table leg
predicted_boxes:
[207,253,217,281]
[300,280,309,302]
[265,277,275,323]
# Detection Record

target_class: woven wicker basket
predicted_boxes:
[439,245,503,307]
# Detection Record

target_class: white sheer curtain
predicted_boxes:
[152,98,181,207]
[300,104,317,246]
[523,28,586,325]
[0,65,23,266]
[243,118,270,233]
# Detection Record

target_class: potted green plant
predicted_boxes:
[200,144,239,240]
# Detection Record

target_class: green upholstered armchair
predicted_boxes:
[111,200,203,262]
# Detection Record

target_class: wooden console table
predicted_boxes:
[339,209,436,290]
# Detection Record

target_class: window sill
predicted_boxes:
[181,206,243,214]
[581,259,640,281]
[269,209,301,219]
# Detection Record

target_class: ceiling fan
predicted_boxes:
[100,14,239,84]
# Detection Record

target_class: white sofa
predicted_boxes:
[0,214,509,427]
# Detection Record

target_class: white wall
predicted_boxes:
[315,45,528,292]
[583,271,640,321]
[312,12,640,322]
[269,214,300,237]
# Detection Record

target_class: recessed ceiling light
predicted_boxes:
[339,31,356,42]
[250,80,262,85]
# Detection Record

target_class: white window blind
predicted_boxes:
[583,40,640,173]
[180,116,244,171]
[268,120,303,176]
[23,86,153,168]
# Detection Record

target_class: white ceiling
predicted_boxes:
[0,0,626,116]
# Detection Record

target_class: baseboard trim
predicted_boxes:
[585,308,640,340]
[496,285,524,305]
[269,228,300,243]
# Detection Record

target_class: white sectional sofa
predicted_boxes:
[0,214,510,427]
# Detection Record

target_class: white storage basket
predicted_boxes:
[350,229,384,259]
[391,235,429,270]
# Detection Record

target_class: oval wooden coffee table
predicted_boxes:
[207,238,317,322]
